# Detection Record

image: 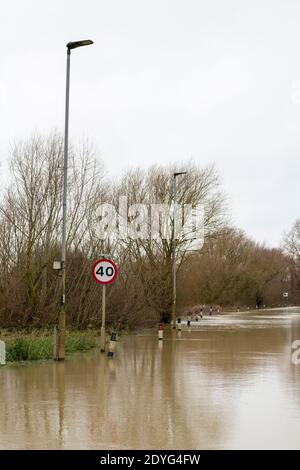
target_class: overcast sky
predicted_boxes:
[1,0,300,247]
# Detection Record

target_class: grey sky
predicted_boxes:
[1,0,300,247]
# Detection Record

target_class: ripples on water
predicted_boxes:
[0,308,300,449]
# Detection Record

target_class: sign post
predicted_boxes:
[92,258,118,353]
[100,285,106,352]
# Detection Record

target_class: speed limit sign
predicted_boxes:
[92,258,118,285]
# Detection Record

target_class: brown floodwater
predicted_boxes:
[1,308,300,450]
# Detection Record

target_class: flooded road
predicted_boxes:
[1,308,300,449]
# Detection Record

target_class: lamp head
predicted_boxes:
[67,40,93,50]
[174,171,187,177]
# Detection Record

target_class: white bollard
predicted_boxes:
[158,323,164,340]
[0,340,6,365]
[177,318,182,331]
[107,332,117,358]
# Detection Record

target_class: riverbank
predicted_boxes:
[1,307,297,363]
[0,329,100,363]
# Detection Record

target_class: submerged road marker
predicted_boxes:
[107,331,117,357]
[158,323,164,340]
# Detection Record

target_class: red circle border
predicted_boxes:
[92,258,118,285]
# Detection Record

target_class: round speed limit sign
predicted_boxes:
[92,258,118,285]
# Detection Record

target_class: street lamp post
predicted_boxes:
[55,39,93,361]
[172,171,187,329]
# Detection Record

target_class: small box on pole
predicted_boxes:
[53,261,62,270]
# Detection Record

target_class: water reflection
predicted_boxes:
[0,308,300,449]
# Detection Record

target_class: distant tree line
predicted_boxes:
[178,227,295,311]
[0,133,298,329]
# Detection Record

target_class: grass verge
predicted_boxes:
[2,330,98,363]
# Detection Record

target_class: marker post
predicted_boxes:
[0,340,5,365]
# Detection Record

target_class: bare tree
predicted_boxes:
[110,162,227,322]
[0,133,107,327]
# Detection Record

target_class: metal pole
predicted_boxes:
[172,174,177,329]
[53,325,57,360]
[56,48,71,361]
[100,284,106,352]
